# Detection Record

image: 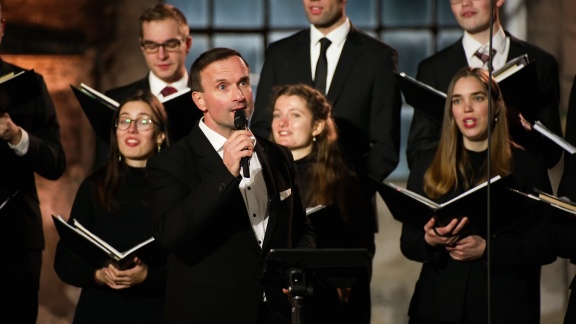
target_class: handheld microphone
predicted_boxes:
[234,109,250,178]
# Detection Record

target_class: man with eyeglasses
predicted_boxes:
[95,3,192,168]
[406,0,562,171]
[0,2,66,322]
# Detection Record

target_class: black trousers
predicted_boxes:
[0,250,42,324]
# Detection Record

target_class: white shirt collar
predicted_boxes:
[148,72,189,99]
[310,17,350,47]
[198,118,228,158]
[462,27,508,69]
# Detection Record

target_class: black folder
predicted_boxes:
[371,174,534,237]
[52,214,164,270]
[0,69,42,113]
[71,83,202,144]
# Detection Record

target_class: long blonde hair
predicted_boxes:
[423,67,512,198]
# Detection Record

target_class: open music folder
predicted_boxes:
[372,174,535,237]
[52,214,163,270]
[70,83,202,143]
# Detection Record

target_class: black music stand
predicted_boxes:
[261,248,370,324]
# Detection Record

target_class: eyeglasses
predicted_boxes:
[141,38,185,53]
[449,0,481,4]
[115,117,154,131]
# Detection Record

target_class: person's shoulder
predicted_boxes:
[104,76,149,99]
[81,165,106,188]
[256,135,292,159]
[267,29,309,50]
[414,146,437,165]
[418,40,461,68]
[507,32,557,63]
[149,125,201,164]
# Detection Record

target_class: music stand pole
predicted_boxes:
[288,269,310,324]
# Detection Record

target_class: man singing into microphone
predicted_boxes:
[145,47,316,324]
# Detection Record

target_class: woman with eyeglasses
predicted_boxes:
[54,90,170,323]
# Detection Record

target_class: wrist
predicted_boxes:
[9,127,22,146]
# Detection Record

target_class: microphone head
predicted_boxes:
[234,109,248,130]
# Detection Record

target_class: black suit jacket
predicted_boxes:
[555,74,576,324]
[406,32,562,169]
[146,123,316,323]
[105,76,150,104]
[250,24,402,181]
[401,146,555,324]
[0,59,66,251]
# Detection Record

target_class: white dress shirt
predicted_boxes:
[198,119,269,248]
[148,72,189,99]
[310,18,350,94]
[462,27,510,71]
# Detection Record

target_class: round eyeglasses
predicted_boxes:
[115,117,154,131]
[141,38,185,53]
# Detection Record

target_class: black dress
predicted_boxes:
[54,165,167,324]
[294,155,373,324]
[401,147,556,324]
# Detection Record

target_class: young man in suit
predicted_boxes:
[94,3,192,167]
[250,3,398,320]
[105,3,191,102]
[146,48,316,324]
[406,0,562,170]
[0,3,66,322]
[250,0,402,183]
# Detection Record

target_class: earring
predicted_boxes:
[118,154,122,162]
[313,137,316,142]
[494,117,498,122]
[157,142,162,153]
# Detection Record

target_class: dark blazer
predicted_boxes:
[406,32,562,169]
[401,146,555,324]
[250,24,402,181]
[105,76,150,103]
[555,74,576,324]
[0,59,66,251]
[146,123,316,324]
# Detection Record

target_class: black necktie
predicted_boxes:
[314,38,332,94]
[474,48,497,70]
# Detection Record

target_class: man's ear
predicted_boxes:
[192,92,207,112]
[185,36,192,54]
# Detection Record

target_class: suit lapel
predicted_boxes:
[328,26,362,105]
[188,124,227,179]
[506,33,528,61]
[290,31,314,85]
[254,141,280,251]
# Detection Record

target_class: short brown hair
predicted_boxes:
[188,48,249,92]
[139,4,189,38]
